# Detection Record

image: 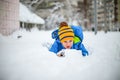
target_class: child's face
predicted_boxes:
[62,40,73,49]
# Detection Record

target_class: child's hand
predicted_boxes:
[82,52,88,57]
[57,50,65,57]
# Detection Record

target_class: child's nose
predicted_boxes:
[67,42,70,45]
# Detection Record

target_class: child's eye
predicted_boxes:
[69,40,72,42]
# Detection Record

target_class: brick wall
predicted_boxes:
[0,0,19,35]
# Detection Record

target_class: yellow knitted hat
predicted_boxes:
[58,26,74,43]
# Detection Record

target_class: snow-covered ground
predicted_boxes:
[0,28,120,80]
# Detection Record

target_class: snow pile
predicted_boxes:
[0,29,120,80]
[19,3,45,24]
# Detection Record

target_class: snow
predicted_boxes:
[49,2,64,13]
[19,3,45,24]
[0,28,120,80]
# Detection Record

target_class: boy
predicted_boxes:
[49,22,88,57]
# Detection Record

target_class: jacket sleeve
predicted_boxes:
[49,40,59,54]
[51,29,59,39]
[78,42,88,56]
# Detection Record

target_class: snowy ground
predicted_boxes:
[0,28,120,80]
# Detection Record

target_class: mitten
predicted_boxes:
[57,49,65,57]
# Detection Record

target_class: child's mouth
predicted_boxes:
[66,46,70,49]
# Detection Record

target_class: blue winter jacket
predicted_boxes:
[49,25,88,56]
